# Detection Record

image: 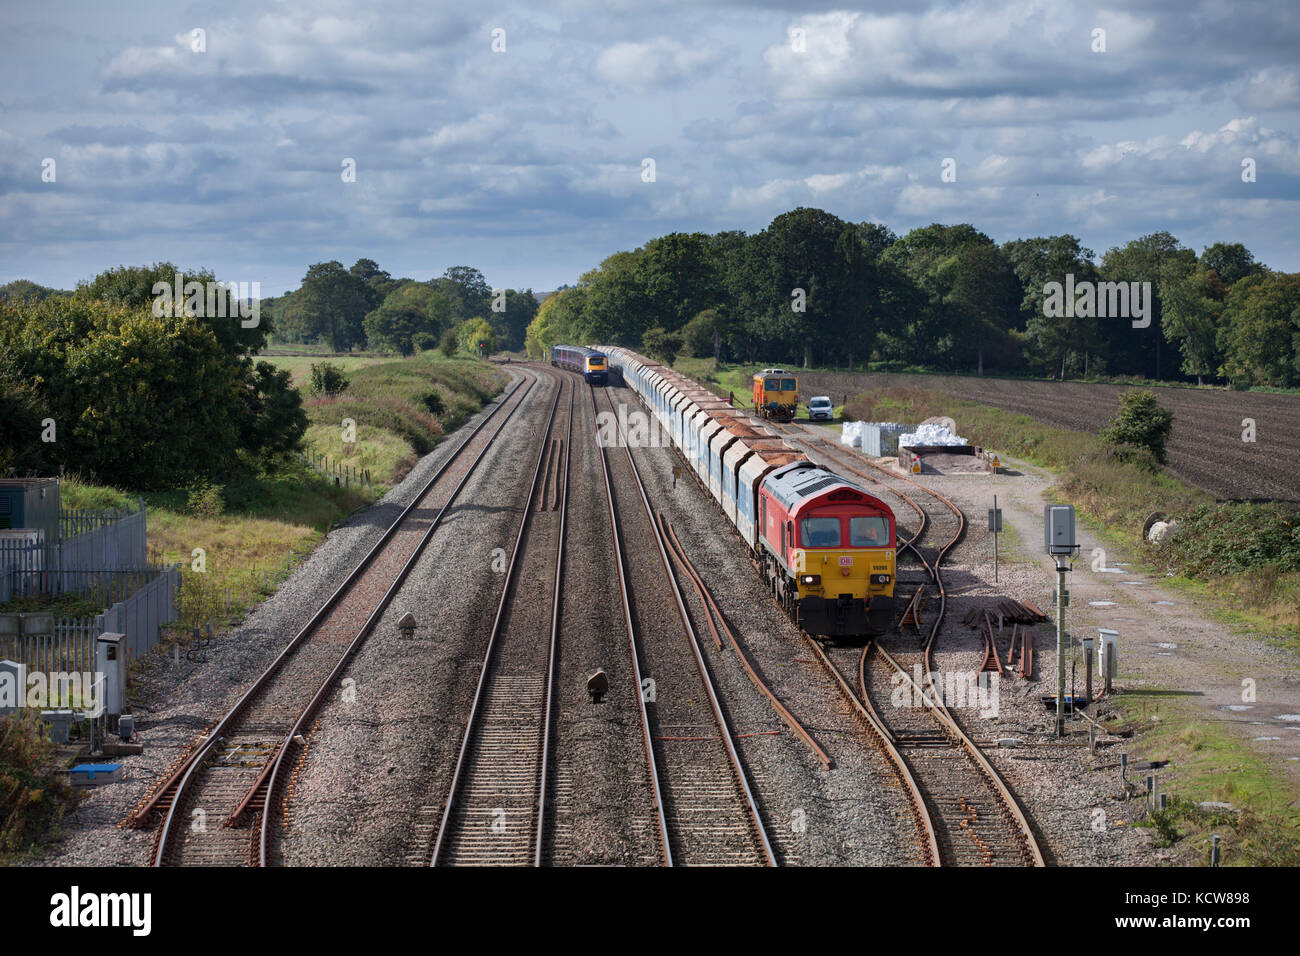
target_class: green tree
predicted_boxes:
[363,283,451,355]
[296,261,380,351]
[641,326,682,364]
[439,266,492,323]
[0,353,48,475]
[0,295,305,487]
[239,361,308,462]
[743,207,876,368]
[680,308,721,360]
[75,262,271,356]
[1160,267,1228,384]
[1200,243,1264,287]
[457,316,496,356]
[1099,232,1196,379]
[1100,390,1175,464]
[525,289,588,357]
[1217,272,1300,387]
[488,289,539,352]
[1002,235,1101,378]
[634,233,719,332]
[580,252,649,346]
[439,325,460,357]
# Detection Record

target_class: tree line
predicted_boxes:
[523,207,1299,389]
[263,260,538,356]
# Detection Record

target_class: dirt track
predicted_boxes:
[801,371,1300,502]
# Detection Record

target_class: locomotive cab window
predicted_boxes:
[850,516,889,546]
[781,379,796,391]
[765,378,780,390]
[800,517,841,548]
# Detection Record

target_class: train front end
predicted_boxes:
[753,370,798,422]
[761,465,896,637]
[584,352,608,384]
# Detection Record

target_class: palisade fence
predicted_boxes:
[0,503,147,602]
[0,564,180,676]
[0,501,178,682]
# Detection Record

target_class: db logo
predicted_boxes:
[838,556,852,567]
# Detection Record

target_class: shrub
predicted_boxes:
[186,481,224,519]
[1,711,78,856]
[412,331,438,352]
[439,326,459,358]
[308,361,350,397]
[1100,389,1174,463]
[420,390,445,417]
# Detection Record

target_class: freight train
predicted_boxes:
[551,344,608,384]
[603,347,895,637]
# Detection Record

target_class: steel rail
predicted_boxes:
[533,378,572,866]
[874,641,1045,866]
[429,375,567,866]
[587,384,673,866]
[142,371,536,863]
[598,386,777,867]
[658,514,833,771]
[842,442,1043,867]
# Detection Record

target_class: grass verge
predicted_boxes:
[1113,689,1300,866]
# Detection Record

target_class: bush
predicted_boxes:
[308,362,350,397]
[1,711,78,856]
[439,326,459,358]
[1100,389,1174,464]
[412,331,438,352]
[642,326,682,364]
[420,390,445,417]
[186,481,224,518]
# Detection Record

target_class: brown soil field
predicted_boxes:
[801,371,1300,502]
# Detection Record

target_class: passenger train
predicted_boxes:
[550,344,608,384]
[602,347,896,637]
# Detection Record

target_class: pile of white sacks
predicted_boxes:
[840,421,891,449]
[899,422,967,447]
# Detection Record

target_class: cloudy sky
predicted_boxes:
[2,0,1298,295]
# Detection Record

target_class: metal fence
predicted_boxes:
[0,504,147,602]
[0,563,180,674]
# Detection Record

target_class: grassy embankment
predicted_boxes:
[44,352,506,636]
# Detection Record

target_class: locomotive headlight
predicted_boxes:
[872,574,892,584]
[800,574,821,586]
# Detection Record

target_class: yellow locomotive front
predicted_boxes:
[752,369,798,421]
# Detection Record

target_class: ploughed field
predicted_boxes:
[800,371,1300,502]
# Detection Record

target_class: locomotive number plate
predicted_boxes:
[838,556,852,567]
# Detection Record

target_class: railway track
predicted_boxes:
[430,376,572,866]
[773,422,1044,866]
[126,370,539,866]
[595,385,775,866]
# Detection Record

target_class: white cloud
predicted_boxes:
[594,37,714,92]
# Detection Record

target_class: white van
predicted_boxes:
[808,396,834,422]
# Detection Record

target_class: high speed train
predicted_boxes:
[551,344,608,384]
